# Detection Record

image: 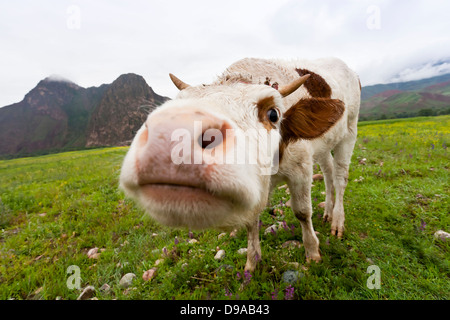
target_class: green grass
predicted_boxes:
[1,116,449,300]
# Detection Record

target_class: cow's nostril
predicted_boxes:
[198,129,224,149]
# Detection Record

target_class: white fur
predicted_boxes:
[120,57,360,271]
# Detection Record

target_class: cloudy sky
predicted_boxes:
[1,0,450,107]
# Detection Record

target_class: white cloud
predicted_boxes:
[0,0,449,106]
[390,61,450,83]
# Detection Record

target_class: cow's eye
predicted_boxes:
[267,109,279,123]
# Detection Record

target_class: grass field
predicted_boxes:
[0,116,449,300]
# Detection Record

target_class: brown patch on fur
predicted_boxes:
[278,140,287,163]
[256,96,278,131]
[295,69,332,98]
[281,98,345,143]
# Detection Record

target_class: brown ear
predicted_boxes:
[281,98,345,142]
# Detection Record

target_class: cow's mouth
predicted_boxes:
[137,181,239,230]
[139,182,223,203]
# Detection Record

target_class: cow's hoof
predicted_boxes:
[330,225,344,238]
[244,262,256,273]
[323,207,333,223]
[306,253,322,264]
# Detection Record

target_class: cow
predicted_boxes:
[119,57,361,272]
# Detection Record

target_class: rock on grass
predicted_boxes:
[214,249,226,260]
[434,230,450,241]
[77,286,95,300]
[142,268,157,281]
[119,273,136,288]
[281,270,304,285]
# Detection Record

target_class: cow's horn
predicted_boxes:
[169,73,190,90]
[278,74,310,97]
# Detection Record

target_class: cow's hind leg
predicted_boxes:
[330,132,357,238]
[288,173,321,263]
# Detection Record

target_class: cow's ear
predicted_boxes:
[280,98,345,142]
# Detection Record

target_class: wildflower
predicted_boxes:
[270,226,277,236]
[244,270,252,284]
[254,253,260,263]
[285,285,295,300]
[236,272,241,280]
[431,143,435,150]
[174,237,179,245]
[443,143,447,149]
[419,219,427,231]
[282,220,289,232]
[162,247,168,256]
[271,289,279,300]
[290,224,295,237]
[224,288,232,297]
[188,231,193,239]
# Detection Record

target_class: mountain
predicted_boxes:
[360,74,450,120]
[0,74,168,157]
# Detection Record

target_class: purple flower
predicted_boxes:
[244,270,252,284]
[419,219,427,231]
[409,153,412,158]
[285,285,294,300]
[443,143,447,149]
[254,253,260,263]
[282,220,289,232]
[431,143,435,150]
[174,237,179,245]
[224,288,232,297]
[270,227,277,236]
[236,272,241,279]
[271,289,278,300]
[188,231,194,239]
[162,247,168,256]
[290,224,295,237]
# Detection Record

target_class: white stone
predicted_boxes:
[237,248,247,255]
[434,230,450,241]
[119,273,136,288]
[214,249,226,260]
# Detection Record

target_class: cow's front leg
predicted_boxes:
[244,218,261,272]
[288,179,321,263]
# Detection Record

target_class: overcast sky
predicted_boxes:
[1,0,450,107]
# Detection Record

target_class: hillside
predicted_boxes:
[0,74,168,157]
[360,74,450,120]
